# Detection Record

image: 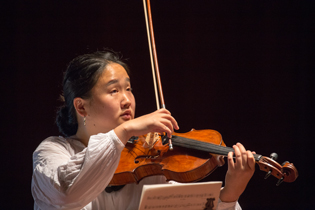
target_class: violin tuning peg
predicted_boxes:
[281,161,289,166]
[270,153,278,160]
[264,170,272,179]
[276,177,284,186]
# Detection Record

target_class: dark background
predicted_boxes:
[2,0,314,209]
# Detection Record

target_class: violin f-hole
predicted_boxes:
[134,150,161,164]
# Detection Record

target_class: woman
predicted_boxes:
[31,50,255,210]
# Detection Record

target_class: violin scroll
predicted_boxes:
[255,153,298,186]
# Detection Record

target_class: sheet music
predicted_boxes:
[139,181,222,210]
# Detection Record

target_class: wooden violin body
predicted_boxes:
[109,129,298,186]
[109,129,224,185]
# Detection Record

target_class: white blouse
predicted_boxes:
[31,130,241,210]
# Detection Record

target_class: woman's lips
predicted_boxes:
[121,114,131,120]
[121,110,132,120]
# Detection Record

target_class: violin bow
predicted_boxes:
[143,0,174,149]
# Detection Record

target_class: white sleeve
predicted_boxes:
[217,199,242,210]
[31,130,125,210]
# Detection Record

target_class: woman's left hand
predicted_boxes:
[220,143,255,202]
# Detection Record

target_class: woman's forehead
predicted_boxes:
[97,63,130,86]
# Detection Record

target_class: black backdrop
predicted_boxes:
[2,1,314,209]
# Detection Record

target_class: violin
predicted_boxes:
[109,0,298,186]
[109,129,298,186]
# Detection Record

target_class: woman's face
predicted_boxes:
[85,63,135,134]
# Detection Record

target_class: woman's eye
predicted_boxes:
[110,89,118,94]
[127,87,133,92]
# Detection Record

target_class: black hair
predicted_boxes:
[56,50,130,136]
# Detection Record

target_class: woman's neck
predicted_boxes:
[74,126,90,147]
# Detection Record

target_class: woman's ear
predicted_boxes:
[73,97,88,117]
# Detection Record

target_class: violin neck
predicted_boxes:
[170,135,262,161]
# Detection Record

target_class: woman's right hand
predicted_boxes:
[114,108,179,144]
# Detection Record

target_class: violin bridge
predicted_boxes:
[144,132,159,149]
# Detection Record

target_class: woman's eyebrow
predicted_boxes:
[105,79,119,87]
[105,78,130,87]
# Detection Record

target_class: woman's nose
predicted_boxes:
[121,93,131,108]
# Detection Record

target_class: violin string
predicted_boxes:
[171,135,261,161]
[172,135,232,155]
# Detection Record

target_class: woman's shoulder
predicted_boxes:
[36,136,70,150]
[34,136,84,157]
